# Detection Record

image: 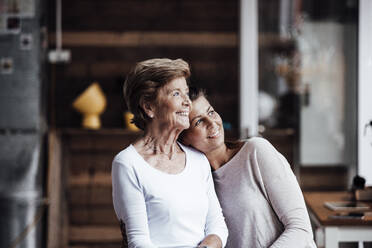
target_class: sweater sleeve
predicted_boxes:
[112,158,157,248]
[252,138,316,248]
[203,157,229,247]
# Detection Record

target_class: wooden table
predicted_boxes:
[304,192,372,248]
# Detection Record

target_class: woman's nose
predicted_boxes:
[206,117,217,128]
[182,93,191,106]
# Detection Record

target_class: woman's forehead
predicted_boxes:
[191,96,210,115]
[163,77,188,90]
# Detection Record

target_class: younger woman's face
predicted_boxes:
[182,96,224,153]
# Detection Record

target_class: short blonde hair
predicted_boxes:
[123,58,191,130]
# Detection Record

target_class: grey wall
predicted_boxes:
[0,0,46,247]
[0,0,45,131]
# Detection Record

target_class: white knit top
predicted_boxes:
[112,143,228,248]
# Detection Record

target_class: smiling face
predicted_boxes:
[150,77,191,130]
[181,95,225,153]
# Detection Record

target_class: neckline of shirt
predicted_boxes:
[213,141,250,176]
[129,141,190,177]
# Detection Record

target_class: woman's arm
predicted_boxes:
[201,157,228,248]
[253,138,316,248]
[112,158,157,248]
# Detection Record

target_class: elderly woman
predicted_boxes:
[180,88,316,248]
[112,59,228,248]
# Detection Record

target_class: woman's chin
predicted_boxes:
[168,122,189,132]
[180,122,190,130]
[208,134,225,147]
[177,119,190,130]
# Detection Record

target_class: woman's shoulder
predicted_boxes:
[178,143,210,172]
[243,137,290,173]
[112,145,137,168]
[179,143,207,160]
[229,137,277,164]
[243,137,275,153]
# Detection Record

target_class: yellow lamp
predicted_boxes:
[72,82,107,129]
[124,111,140,132]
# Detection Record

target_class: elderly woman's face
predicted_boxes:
[151,77,191,130]
[181,96,224,153]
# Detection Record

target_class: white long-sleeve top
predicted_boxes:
[213,137,316,248]
[112,143,228,248]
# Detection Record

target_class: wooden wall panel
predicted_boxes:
[300,166,349,191]
[57,130,141,247]
[69,153,114,175]
[62,127,139,148]
[261,128,296,168]
[52,46,239,129]
[68,185,112,206]
[47,129,68,248]
[69,226,121,243]
[49,32,237,47]
[48,0,238,32]
[69,205,117,225]
[49,0,240,134]
[54,47,238,63]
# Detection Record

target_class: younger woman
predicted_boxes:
[180,88,316,248]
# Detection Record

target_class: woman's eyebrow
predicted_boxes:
[190,115,202,123]
[206,106,212,113]
[166,88,178,93]
[190,105,212,123]
[167,87,188,94]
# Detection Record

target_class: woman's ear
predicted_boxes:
[140,100,155,119]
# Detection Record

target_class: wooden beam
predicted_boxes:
[47,129,66,248]
[61,61,238,78]
[68,185,112,205]
[69,172,111,186]
[69,245,120,248]
[69,226,121,243]
[69,205,117,225]
[49,31,237,47]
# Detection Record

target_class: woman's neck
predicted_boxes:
[205,142,243,171]
[135,123,183,159]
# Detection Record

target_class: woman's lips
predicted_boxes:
[208,129,220,138]
[176,111,189,116]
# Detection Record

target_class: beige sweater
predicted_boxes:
[213,137,316,248]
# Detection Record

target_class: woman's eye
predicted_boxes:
[195,119,202,126]
[172,91,180,96]
[208,110,215,116]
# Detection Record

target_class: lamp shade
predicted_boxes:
[72,82,107,129]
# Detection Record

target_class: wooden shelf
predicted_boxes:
[69,226,121,243]
[69,172,111,186]
[60,128,143,136]
[49,31,237,48]
[48,128,140,247]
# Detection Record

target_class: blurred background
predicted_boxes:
[0,0,371,247]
